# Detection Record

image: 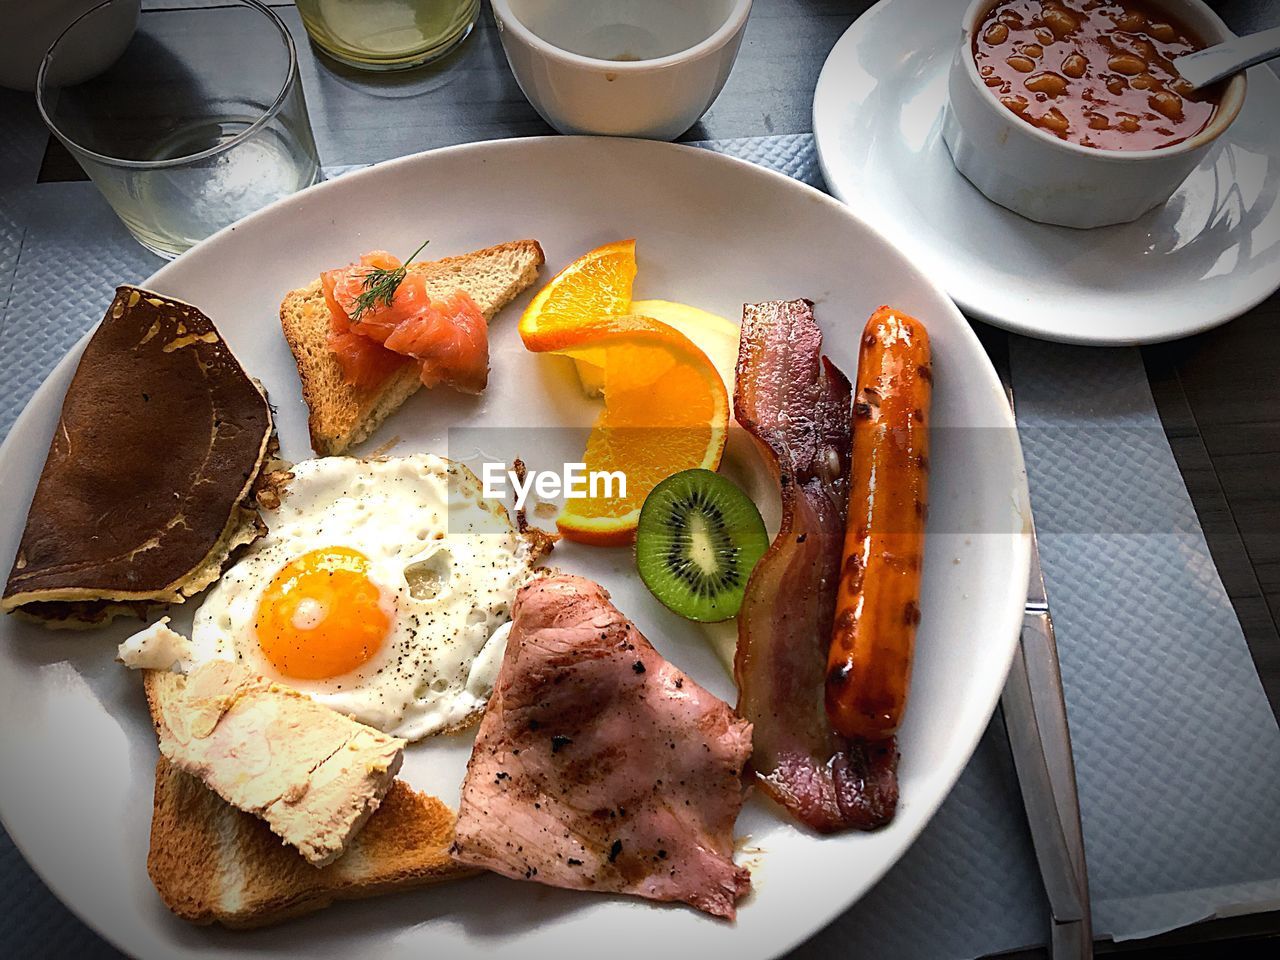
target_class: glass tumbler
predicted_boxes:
[36,0,321,260]
[295,0,480,71]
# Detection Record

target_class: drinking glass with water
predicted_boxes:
[36,0,320,260]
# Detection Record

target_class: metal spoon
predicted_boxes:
[1173,26,1280,90]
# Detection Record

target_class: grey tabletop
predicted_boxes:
[4,1,1280,958]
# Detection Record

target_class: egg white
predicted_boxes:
[191,454,536,741]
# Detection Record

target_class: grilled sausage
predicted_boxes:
[825,307,931,742]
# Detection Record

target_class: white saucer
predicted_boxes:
[812,0,1280,345]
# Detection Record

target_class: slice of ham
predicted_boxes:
[733,299,898,833]
[450,574,752,919]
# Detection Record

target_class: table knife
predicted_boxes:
[999,371,1094,959]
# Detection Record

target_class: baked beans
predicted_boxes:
[973,0,1222,150]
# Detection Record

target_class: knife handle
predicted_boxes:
[1001,614,1093,957]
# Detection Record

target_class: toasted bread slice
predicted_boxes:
[280,240,545,455]
[149,756,476,928]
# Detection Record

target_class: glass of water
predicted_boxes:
[36,0,320,260]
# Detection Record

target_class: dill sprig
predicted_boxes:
[350,239,431,322]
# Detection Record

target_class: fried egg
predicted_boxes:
[190,454,537,741]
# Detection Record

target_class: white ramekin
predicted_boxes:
[491,0,752,141]
[941,0,1247,229]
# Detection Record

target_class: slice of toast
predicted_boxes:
[148,756,477,928]
[280,240,545,455]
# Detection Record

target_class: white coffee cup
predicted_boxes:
[0,0,140,92]
[491,0,752,141]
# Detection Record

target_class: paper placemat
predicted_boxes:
[2,95,1279,959]
[1010,338,1280,939]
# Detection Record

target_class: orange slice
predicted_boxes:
[520,239,636,350]
[538,315,729,546]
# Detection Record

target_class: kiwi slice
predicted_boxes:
[635,469,769,622]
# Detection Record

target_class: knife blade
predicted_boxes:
[999,371,1094,958]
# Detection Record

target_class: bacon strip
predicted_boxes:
[733,299,898,832]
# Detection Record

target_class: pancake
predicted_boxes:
[2,286,275,628]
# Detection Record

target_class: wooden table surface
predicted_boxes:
[28,0,1280,957]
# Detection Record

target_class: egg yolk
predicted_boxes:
[255,547,391,680]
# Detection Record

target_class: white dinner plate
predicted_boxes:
[0,137,1029,960]
[812,0,1280,345]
